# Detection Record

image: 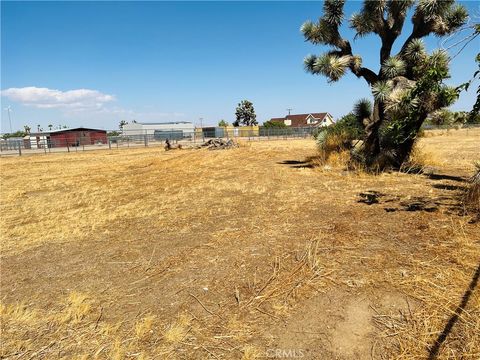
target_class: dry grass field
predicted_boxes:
[1,128,479,359]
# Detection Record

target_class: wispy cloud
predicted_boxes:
[93,106,185,120]
[1,86,115,110]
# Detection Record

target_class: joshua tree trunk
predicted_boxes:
[362,101,429,169]
[394,111,429,167]
[362,99,384,166]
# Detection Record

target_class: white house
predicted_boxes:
[269,113,334,127]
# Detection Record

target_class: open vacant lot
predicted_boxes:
[1,129,479,359]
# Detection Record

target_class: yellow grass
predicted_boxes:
[135,315,156,341]
[1,129,479,359]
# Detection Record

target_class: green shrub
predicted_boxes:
[263,120,287,128]
[316,113,364,162]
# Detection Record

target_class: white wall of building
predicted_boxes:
[122,122,194,136]
[27,134,49,149]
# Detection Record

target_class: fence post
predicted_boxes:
[108,139,111,149]
[144,134,148,147]
[18,141,22,156]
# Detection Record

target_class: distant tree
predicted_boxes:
[37,124,41,132]
[452,111,468,124]
[132,120,137,123]
[426,109,469,126]
[218,119,229,127]
[2,130,27,140]
[48,124,53,131]
[458,52,480,123]
[467,113,480,124]
[107,130,121,137]
[302,0,469,169]
[63,125,68,129]
[119,120,128,130]
[234,100,257,126]
[263,120,287,128]
[426,109,454,126]
[23,125,31,134]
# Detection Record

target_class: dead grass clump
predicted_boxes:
[225,314,257,342]
[109,340,126,360]
[163,313,192,344]
[134,314,156,341]
[0,303,37,324]
[60,291,92,324]
[315,150,352,168]
[464,163,480,213]
[241,345,261,360]
[316,130,352,164]
[401,144,440,173]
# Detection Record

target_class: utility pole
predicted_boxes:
[199,117,203,128]
[4,106,12,133]
[287,108,293,116]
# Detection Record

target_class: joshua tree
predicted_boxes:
[234,100,257,126]
[23,125,31,134]
[302,0,469,168]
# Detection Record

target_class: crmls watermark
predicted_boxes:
[266,348,305,358]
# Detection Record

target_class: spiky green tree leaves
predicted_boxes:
[234,100,257,127]
[382,57,406,78]
[302,0,469,169]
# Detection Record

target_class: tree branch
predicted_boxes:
[379,1,411,64]
[352,66,379,85]
[338,40,378,85]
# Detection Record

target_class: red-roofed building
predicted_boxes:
[27,127,107,149]
[269,112,334,127]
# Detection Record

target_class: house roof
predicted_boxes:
[270,113,331,127]
[135,121,193,125]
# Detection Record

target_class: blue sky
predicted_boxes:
[1,1,479,132]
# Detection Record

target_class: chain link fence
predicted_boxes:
[0,126,320,157]
[2,124,477,157]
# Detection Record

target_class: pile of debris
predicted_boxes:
[200,138,238,150]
